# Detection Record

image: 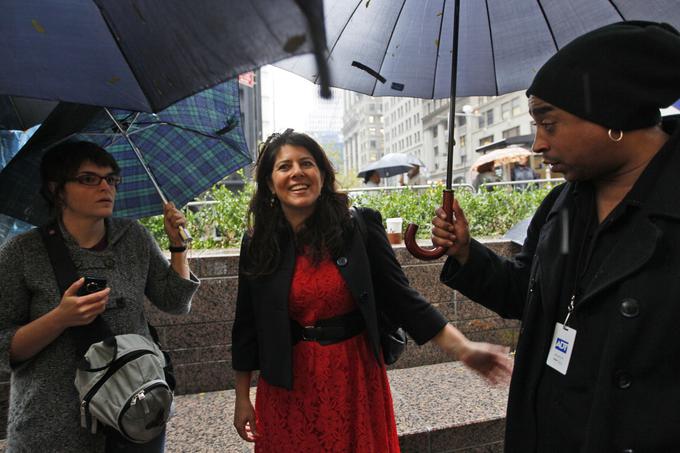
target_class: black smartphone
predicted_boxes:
[78,276,108,296]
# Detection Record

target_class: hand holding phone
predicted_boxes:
[55,277,110,328]
[77,276,108,296]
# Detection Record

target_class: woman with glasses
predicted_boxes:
[0,141,199,452]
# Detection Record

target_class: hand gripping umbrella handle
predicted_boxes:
[404,190,454,260]
[178,226,192,243]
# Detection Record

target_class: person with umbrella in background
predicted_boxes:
[432,22,680,452]
[0,141,199,452]
[231,129,512,452]
[363,169,381,187]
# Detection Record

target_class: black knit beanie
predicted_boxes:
[526,21,680,131]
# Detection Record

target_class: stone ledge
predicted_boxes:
[165,361,508,453]
[0,363,507,452]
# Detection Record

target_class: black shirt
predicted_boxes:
[535,124,675,452]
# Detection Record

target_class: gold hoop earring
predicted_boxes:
[608,129,623,142]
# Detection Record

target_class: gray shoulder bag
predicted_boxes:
[40,224,174,444]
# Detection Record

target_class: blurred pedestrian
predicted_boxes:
[472,161,500,191]
[511,156,538,190]
[363,169,381,187]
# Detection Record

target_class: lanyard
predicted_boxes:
[562,201,596,328]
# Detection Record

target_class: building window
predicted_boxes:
[459,135,466,148]
[502,126,520,139]
[370,140,377,148]
[459,152,467,165]
[479,135,494,146]
[485,109,494,126]
[434,145,439,156]
[501,101,511,120]
[511,97,521,116]
[457,115,466,126]
[432,127,438,138]
[368,116,375,123]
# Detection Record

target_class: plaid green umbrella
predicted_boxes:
[0,79,251,229]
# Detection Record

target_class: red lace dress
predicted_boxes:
[255,254,401,453]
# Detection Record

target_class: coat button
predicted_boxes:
[621,449,634,453]
[619,298,639,318]
[336,257,348,267]
[615,371,632,389]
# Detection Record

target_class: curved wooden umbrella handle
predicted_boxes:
[404,190,454,260]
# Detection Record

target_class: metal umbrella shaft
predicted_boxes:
[405,0,458,260]
[104,108,192,243]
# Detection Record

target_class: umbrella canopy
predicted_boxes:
[357,152,419,178]
[278,0,680,260]
[2,0,329,112]
[0,79,251,226]
[0,96,56,130]
[471,147,535,172]
[278,0,680,99]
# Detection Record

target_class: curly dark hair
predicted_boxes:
[40,140,120,217]
[245,129,352,276]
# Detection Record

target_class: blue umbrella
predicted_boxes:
[0,79,251,237]
[0,96,56,131]
[1,0,329,112]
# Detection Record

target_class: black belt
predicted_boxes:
[290,310,365,346]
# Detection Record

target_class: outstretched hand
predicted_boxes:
[458,340,513,386]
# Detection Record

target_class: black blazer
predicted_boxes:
[232,207,447,389]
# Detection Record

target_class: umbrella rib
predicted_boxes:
[318,0,364,85]
[484,0,500,95]
[606,0,625,20]
[431,0,447,99]
[373,0,408,96]
[534,0,559,52]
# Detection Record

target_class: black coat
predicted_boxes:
[232,207,447,389]
[441,121,680,452]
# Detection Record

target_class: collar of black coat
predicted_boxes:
[547,118,680,223]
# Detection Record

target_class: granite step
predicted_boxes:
[163,361,508,453]
[0,361,508,453]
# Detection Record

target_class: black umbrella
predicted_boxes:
[277,0,680,260]
[0,96,56,130]
[2,0,330,112]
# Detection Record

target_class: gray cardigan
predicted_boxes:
[0,218,199,452]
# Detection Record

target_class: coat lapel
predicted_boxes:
[579,215,660,306]
[256,236,296,314]
[336,229,381,358]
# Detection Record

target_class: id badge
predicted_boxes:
[546,323,576,375]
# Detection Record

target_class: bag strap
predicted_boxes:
[39,223,113,357]
[350,206,368,244]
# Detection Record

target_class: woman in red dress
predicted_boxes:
[232,130,512,452]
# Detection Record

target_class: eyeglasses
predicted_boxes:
[69,173,123,187]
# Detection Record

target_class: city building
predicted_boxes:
[341,91,384,176]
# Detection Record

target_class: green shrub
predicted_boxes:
[140,182,556,248]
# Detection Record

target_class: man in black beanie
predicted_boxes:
[432,21,680,452]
